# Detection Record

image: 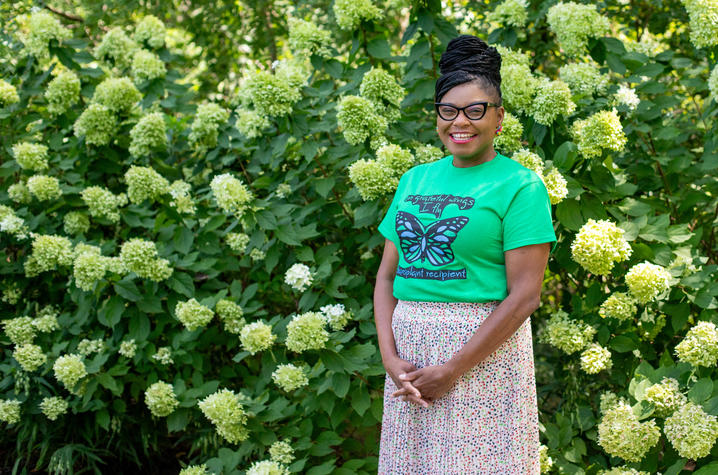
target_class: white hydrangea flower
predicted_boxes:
[614,84,640,111]
[284,263,313,292]
[210,173,253,219]
[625,261,672,304]
[571,219,632,275]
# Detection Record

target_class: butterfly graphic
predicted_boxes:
[395,211,469,266]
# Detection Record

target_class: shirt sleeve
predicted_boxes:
[502,178,557,252]
[378,173,408,242]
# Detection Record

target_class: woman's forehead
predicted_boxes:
[440,82,494,104]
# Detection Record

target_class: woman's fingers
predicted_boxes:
[405,394,430,408]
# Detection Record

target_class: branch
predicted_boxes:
[44,5,83,22]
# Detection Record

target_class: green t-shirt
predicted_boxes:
[378,153,557,303]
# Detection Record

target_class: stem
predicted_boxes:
[44,5,83,22]
[360,24,376,67]
[690,95,709,130]
[427,32,438,79]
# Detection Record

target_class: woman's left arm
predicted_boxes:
[397,242,550,400]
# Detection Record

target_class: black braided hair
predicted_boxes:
[435,35,502,104]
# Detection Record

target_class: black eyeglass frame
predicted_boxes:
[434,101,502,121]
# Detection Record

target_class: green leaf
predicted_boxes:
[332,372,350,398]
[694,462,718,475]
[367,38,391,59]
[166,272,194,297]
[610,335,638,353]
[95,409,110,431]
[173,226,194,254]
[351,388,371,416]
[167,409,189,432]
[98,296,125,328]
[688,378,713,403]
[114,279,143,302]
[555,199,583,231]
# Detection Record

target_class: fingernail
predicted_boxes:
[399,373,406,379]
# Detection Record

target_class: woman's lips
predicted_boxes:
[450,133,477,144]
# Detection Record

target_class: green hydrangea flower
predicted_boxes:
[73,251,108,291]
[531,79,576,125]
[179,465,211,475]
[144,381,179,417]
[188,103,229,151]
[92,77,141,114]
[597,400,660,462]
[246,460,289,475]
[168,180,196,214]
[511,149,544,177]
[571,219,632,275]
[23,10,71,60]
[285,312,328,353]
[94,27,139,69]
[12,343,46,372]
[27,175,62,201]
[336,95,388,145]
[625,261,672,304]
[664,401,718,459]
[681,0,718,48]
[8,182,32,204]
[269,440,295,464]
[359,67,406,124]
[709,64,718,102]
[24,234,74,277]
[571,109,627,159]
[216,299,245,334]
[240,321,276,354]
[493,113,523,153]
[236,108,270,139]
[413,144,443,164]
[210,173,253,218]
[288,17,332,58]
[74,103,118,146]
[134,15,166,49]
[131,49,166,83]
[674,321,718,367]
[53,353,87,391]
[0,79,19,107]
[129,112,167,157]
[45,71,81,115]
[272,364,309,392]
[12,142,49,171]
[644,377,686,416]
[175,298,214,331]
[348,158,397,200]
[0,399,21,424]
[81,186,128,222]
[539,310,595,354]
[559,62,609,97]
[124,165,170,204]
[333,0,383,30]
[198,389,249,444]
[599,293,637,321]
[543,167,568,205]
[500,63,538,115]
[63,211,90,235]
[118,339,137,358]
[487,0,528,28]
[39,396,68,420]
[119,238,173,281]
[546,2,610,57]
[579,343,612,374]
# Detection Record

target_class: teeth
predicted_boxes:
[452,134,475,139]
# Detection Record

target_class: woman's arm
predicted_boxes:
[445,242,550,378]
[374,239,400,363]
[397,242,550,399]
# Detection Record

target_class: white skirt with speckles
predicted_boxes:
[378,300,540,475]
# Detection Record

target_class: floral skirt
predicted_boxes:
[378,300,540,475]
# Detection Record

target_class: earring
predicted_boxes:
[495,124,503,135]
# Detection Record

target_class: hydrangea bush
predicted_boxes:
[1,2,717,474]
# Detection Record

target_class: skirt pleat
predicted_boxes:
[378,300,540,475]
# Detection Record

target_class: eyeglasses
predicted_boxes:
[434,101,501,121]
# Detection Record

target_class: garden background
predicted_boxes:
[1,0,717,474]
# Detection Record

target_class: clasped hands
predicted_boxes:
[387,357,458,407]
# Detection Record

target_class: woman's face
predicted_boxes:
[436,82,504,166]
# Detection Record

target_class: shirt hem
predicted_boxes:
[503,236,557,252]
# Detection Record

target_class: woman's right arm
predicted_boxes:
[374,239,429,407]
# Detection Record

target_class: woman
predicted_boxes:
[374,35,556,474]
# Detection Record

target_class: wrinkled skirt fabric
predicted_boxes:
[378,300,540,475]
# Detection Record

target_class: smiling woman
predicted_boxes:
[374,35,555,474]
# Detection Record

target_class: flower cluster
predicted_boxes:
[94,27,139,69]
[511,149,544,177]
[215,299,245,334]
[118,339,137,358]
[12,142,48,171]
[413,144,443,164]
[0,205,28,239]
[134,15,166,49]
[77,338,105,356]
[276,183,292,198]
[152,347,173,365]
[333,0,383,30]
[92,77,141,114]
[531,79,576,125]
[674,321,718,367]
[487,0,528,28]
[168,180,196,214]
[179,466,210,475]
[23,11,71,60]
[493,113,523,153]
[559,63,609,96]
[250,249,266,262]
[236,62,305,119]
[644,377,686,416]
[81,186,128,222]
[240,321,276,354]
[45,71,80,115]
[27,174,62,201]
[53,353,87,391]
[680,0,718,48]
[236,108,270,139]
[269,440,295,464]
[337,95,388,146]
[119,238,173,281]
[349,143,413,200]
[597,400,660,462]
[580,343,612,374]
[614,85,640,111]
[546,2,610,57]
[501,63,538,115]
[272,363,309,392]
[73,249,108,291]
[63,211,90,235]
[129,112,167,157]
[600,468,649,475]
[188,103,229,151]
[40,396,68,420]
[664,401,718,459]
[210,173,253,218]
[131,49,166,83]
[144,381,179,417]
[0,400,21,424]
[571,109,627,159]
[24,234,74,277]
[625,261,672,304]
[1,284,21,305]
[709,65,718,102]
[246,460,289,475]
[198,389,249,444]
[287,17,332,58]
[175,298,214,331]
[571,219,632,275]
[33,306,60,333]
[285,312,329,353]
[2,317,36,346]
[284,263,313,292]
[320,303,352,331]
[539,444,553,474]
[599,293,637,321]
[0,79,19,107]
[73,103,118,146]
[124,165,170,204]
[8,182,32,204]
[13,343,47,371]
[543,168,568,205]
[226,232,250,253]
[539,310,595,354]
[359,67,406,124]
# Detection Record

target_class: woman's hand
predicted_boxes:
[393,364,458,402]
[383,355,431,408]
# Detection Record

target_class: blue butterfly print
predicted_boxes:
[395,211,469,266]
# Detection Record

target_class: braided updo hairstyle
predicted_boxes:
[435,35,502,104]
